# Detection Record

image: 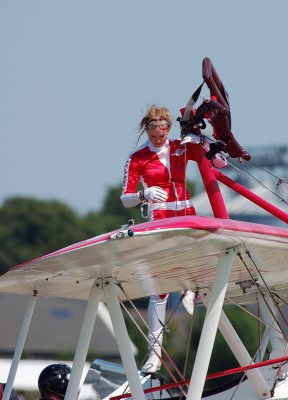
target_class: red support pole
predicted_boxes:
[194,149,229,219]
[110,356,288,399]
[214,169,288,224]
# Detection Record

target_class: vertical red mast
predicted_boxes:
[195,149,229,219]
[196,58,231,218]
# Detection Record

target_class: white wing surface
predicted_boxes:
[0,216,287,303]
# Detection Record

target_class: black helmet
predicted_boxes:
[38,364,71,398]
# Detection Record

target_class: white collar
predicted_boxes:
[147,139,169,153]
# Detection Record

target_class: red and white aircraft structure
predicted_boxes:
[1,59,288,400]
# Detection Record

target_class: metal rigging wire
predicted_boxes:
[201,133,288,206]
[227,159,288,206]
[247,159,288,186]
[117,283,189,396]
[237,251,288,341]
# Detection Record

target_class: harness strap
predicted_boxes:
[182,81,204,121]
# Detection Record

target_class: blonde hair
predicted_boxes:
[137,105,173,144]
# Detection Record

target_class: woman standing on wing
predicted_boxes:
[121,105,226,373]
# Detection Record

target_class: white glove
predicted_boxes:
[181,133,203,145]
[144,186,168,202]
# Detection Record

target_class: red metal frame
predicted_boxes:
[191,58,287,223]
[194,148,229,219]
[202,58,250,160]
[110,356,288,399]
[214,169,288,224]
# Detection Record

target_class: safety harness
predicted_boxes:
[177,58,251,161]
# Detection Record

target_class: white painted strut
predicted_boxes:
[200,288,270,399]
[186,249,235,400]
[3,293,37,400]
[258,292,287,360]
[65,279,102,400]
[103,277,146,400]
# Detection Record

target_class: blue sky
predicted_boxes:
[1,1,287,214]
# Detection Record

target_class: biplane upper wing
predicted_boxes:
[0,216,287,304]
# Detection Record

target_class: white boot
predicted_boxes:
[141,329,163,374]
[142,295,167,374]
[141,353,161,374]
[181,290,195,316]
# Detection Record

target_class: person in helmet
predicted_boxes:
[38,364,71,400]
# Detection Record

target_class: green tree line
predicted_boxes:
[0,185,141,275]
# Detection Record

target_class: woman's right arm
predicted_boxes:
[120,155,142,208]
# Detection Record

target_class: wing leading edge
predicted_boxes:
[0,216,287,303]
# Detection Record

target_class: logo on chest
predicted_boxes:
[171,149,185,156]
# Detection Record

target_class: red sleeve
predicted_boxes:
[121,154,141,195]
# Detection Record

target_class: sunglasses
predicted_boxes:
[146,120,171,130]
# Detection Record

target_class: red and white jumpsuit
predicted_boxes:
[121,137,226,372]
[121,138,199,220]
[121,138,201,370]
